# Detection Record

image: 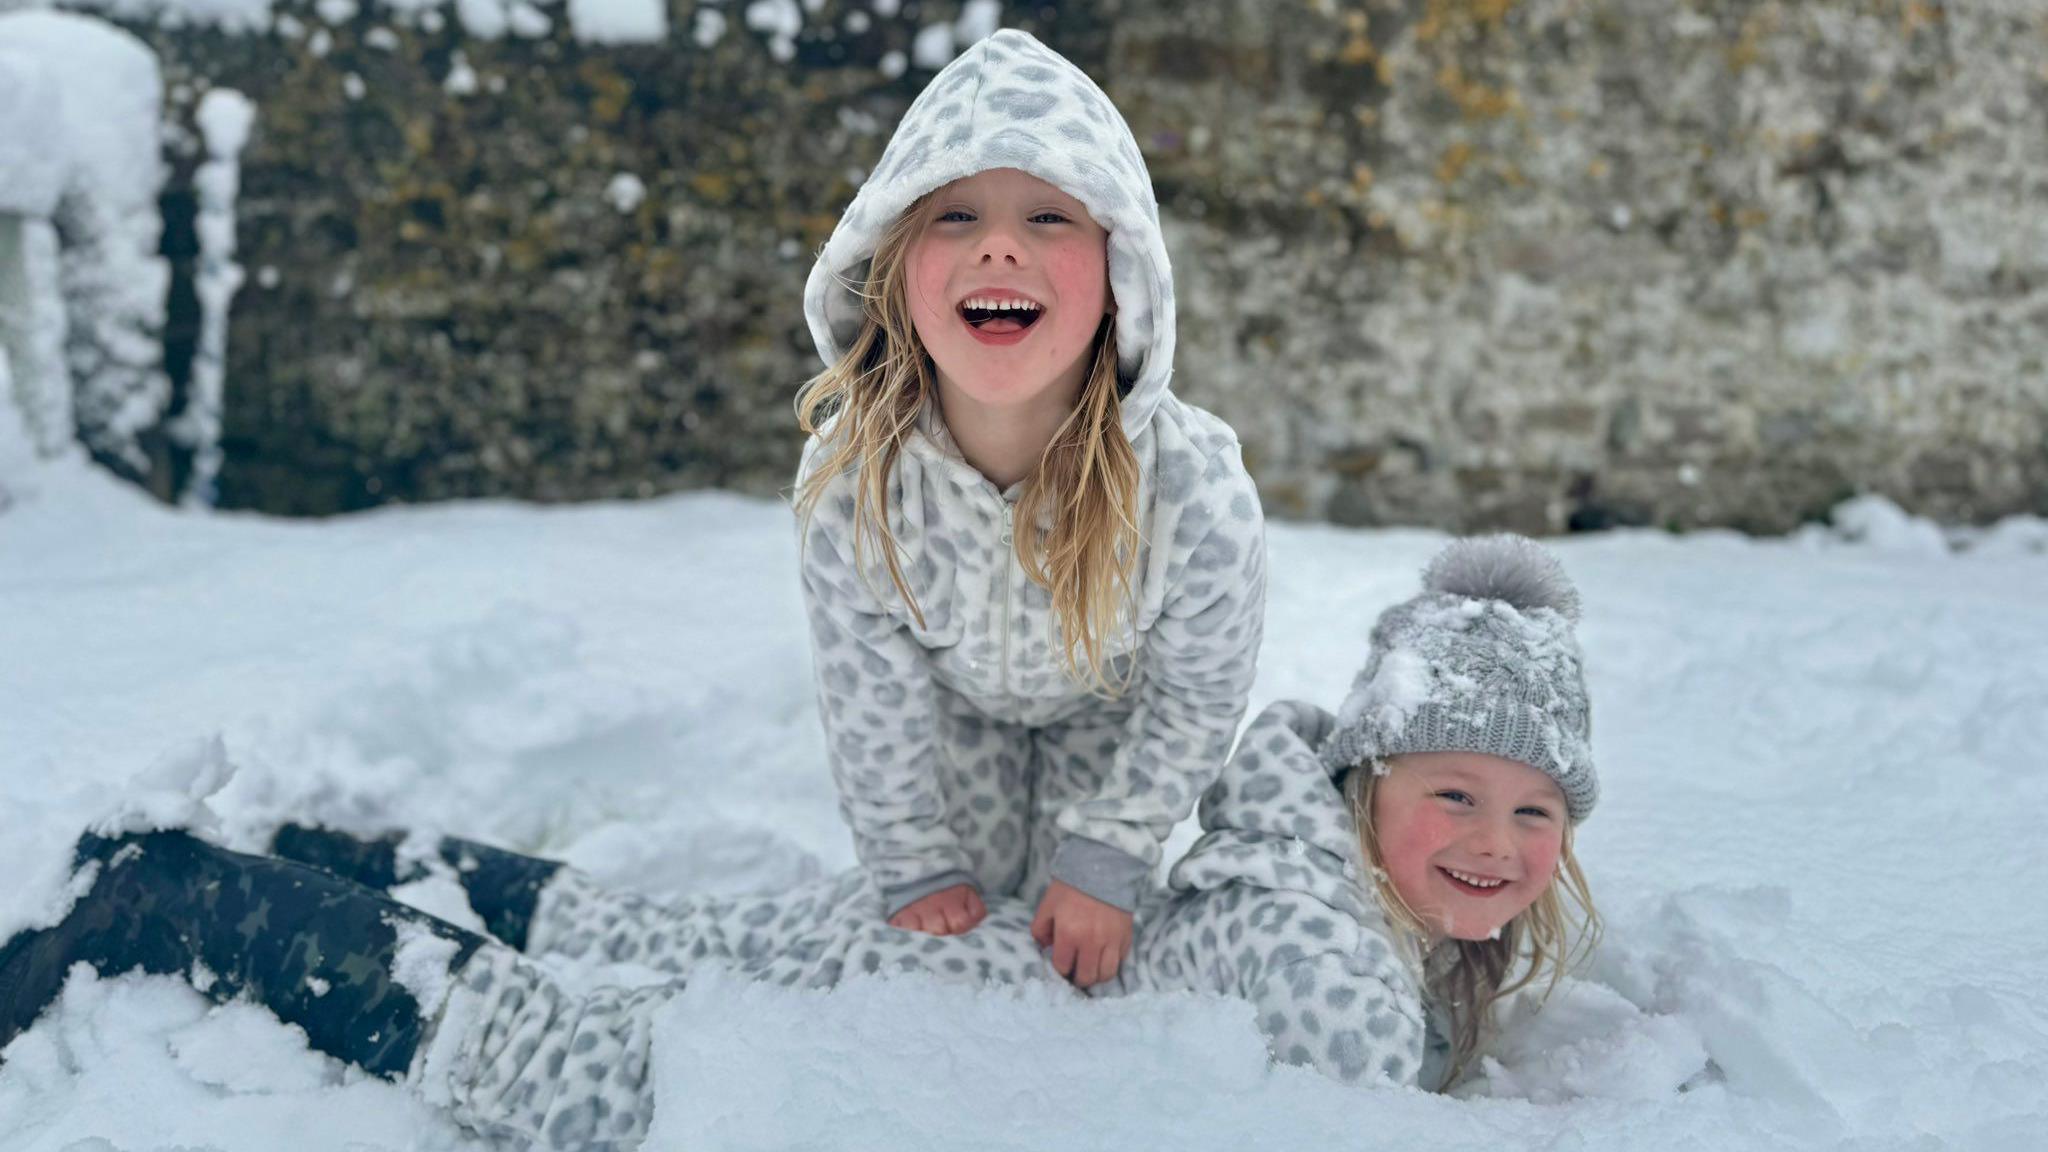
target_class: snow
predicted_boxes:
[441,49,477,95]
[744,0,799,62]
[84,734,234,842]
[692,6,725,48]
[452,0,506,38]
[0,347,18,487]
[1971,513,2048,557]
[171,86,253,506]
[566,0,665,46]
[504,2,547,39]
[899,4,999,73]
[447,0,541,39]
[389,862,491,935]
[64,0,273,35]
[0,474,2044,1149]
[0,42,67,216]
[909,21,952,70]
[389,920,463,1014]
[0,219,74,462]
[1825,492,1952,555]
[955,0,1000,46]
[0,11,168,475]
[605,172,647,213]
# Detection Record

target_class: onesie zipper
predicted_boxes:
[998,500,1014,695]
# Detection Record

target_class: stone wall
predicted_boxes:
[83,0,2048,530]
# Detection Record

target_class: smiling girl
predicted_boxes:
[1124,533,1603,1088]
[793,30,1265,987]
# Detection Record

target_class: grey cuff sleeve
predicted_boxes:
[879,870,980,920]
[1049,836,1150,912]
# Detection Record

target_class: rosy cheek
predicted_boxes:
[1044,243,1109,315]
[1379,809,1448,882]
[1520,832,1564,891]
[904,242,955,325]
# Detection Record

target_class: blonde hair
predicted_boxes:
[793,190,1142,692]
[1343,762,1601,1086]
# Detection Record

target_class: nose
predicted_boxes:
[976,221,1024,266]
[1466,813,1514,861]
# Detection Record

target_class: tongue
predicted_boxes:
[979,316,1027,334]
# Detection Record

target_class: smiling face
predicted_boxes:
[1369,751,1567,944]
[902,167,1112,424]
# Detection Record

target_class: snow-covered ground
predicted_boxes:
[2,461,2045,1151]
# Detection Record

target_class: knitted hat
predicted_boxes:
[1318,535,1597,822]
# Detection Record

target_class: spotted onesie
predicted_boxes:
[797,29,1268,917]
[406,700,1444,1149]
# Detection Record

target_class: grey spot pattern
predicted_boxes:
[416,702,1446,1145]
[1123,700,1438,1089]
[796,367,1266,916]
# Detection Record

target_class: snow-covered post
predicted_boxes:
[0,28,73,461]
[0,11,169,485]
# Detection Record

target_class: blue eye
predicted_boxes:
[1435,790,1474,806]
[1029,211,1070,224]
[1517,806,1556,820]
[936,209,976,223]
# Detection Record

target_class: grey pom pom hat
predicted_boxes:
[1318,535,1598,822]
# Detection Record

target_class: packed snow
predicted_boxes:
[0,455,2042,1150]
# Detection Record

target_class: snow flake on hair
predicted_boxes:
[1421,534,1581,622]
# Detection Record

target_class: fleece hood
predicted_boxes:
[803,29,1177,440]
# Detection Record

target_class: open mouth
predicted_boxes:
[958,296,1044,337]
[1438,866,1511,896]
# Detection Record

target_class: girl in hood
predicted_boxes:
[0,536,1601,1146]
[791,29,1266,989]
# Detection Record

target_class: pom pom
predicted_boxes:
[1420,535,1582,622]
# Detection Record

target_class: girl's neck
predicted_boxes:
[933,376,1080,491]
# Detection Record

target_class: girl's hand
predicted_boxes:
[888,883,988,935]
[1031,880,1133,989]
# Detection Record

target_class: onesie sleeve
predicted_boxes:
[1048,443,1267,910]
[1249,952,1428,1089]
[798,466,977,918]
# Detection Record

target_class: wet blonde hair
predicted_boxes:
[1343,761,1601,1086]
[794,189,1142,692]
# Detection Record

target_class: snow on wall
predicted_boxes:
[170,87,253,506]
[64,0,271,34]
[565,0,663,47]
[49,0,1003,54]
